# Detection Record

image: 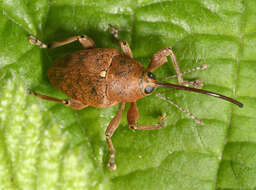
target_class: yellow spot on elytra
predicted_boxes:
[100,70,106,78]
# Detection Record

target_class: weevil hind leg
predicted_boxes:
[29,90,88,110]
[105,102,126,171]
[28,34,95,49]
[148,47,206,88]
[127,102,166,130]
[109,24,133,58]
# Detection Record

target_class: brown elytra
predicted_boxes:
[29,25,243,171]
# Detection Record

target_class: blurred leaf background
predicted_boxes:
[0,0,256,189]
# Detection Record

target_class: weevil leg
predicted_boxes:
[148,47,204,88]
[105,102,125,171]
[109,24,133,58]
[127,102,166,130]
[28,34,95,49]
[29,90,88,110]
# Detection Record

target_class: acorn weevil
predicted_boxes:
[28,25,243,171]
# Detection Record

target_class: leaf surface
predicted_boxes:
[0,0,255,189]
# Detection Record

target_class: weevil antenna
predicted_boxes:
[156,93,203,125]
[155,81,243,108]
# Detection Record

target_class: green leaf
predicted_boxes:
[0,0,255,189]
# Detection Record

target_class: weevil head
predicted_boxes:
[140,71,158,96]
[140,70,243,108]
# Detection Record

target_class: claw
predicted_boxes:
[158,113,166,126]
[107,159,117,172]
[192,79,203,89]
[108,24,119,40]
[28,35,47,48]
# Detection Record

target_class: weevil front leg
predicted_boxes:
[148,47,204,88]
[127,102,166,130]
[29,90,88,110]
[109,25,133,58]
[105,102,126,171]
[29,34,95,49]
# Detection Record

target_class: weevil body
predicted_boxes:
[49,48,153,108]
[29,25,243,171]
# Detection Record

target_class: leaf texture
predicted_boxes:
[0,0,255,190]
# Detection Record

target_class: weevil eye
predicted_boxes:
[147,72,156,80]
[144,85,155,94]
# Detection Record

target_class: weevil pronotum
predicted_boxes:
[28,25,243,171]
